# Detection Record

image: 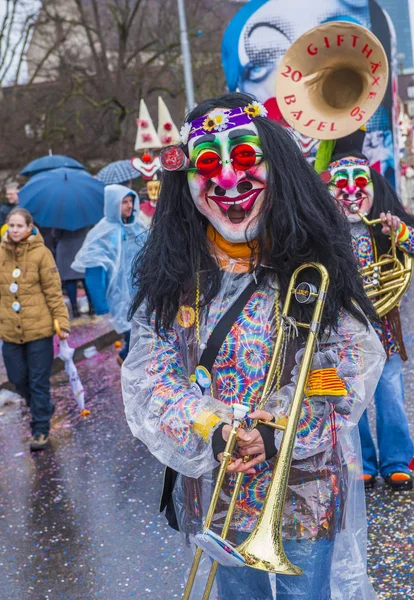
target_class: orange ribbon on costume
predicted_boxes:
[306,367,347,397]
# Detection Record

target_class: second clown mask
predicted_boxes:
[327,156,374,223]
[186,107,267,244]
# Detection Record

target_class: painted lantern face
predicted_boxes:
[187,120,267,243]
[147,180,160,202]
[328,157,373,223]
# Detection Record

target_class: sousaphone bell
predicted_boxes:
[275,21,388,140]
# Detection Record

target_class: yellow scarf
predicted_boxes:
[207,224,258,272]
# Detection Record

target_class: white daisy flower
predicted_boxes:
[254,101,268,117]
[244,101,268,119]
[203,109,230,132]
[179,122,192,144]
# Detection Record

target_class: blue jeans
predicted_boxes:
[2,337,54,435]
[216,535,334,600]
[358,354,414,477]
[64,280,94,313]
[119,330,131,361]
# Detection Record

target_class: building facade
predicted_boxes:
[377,0,414,70]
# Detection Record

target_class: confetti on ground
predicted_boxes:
[364,286,414,600]
[0,287,412,599]
[0,344,186,599]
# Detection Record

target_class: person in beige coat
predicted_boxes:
[0,208,70,450]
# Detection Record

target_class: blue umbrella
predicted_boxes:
[19,168,105,231]
[20,155,86,177]
[96,160,141,185]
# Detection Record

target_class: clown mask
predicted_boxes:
[186,114,267,243]
[327,156,373,223]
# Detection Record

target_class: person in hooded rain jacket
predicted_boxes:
[0,208,70,451]
[122,94,386,600]
[71,184,146,363]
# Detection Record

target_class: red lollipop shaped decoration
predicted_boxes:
[320,170,332,184]
[160,146,190,171]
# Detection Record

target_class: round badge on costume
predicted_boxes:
[12,268,21,279]
[195,365,212,389]
[177,305,195,328]
[12,301,21,312]
[9,283,18,294]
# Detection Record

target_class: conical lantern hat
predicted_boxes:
[157,97,180,147]
[135,99,162,151]
[275,21,388,140]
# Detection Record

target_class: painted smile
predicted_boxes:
[206,187,264,225]
[207,187,263,211]
[339,193,367,207]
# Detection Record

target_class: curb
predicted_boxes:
[0,329,123,391]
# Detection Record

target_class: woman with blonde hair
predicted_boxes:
[0,208,70,450]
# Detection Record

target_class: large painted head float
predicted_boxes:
[161,99,268,244]
[222,0,370,119]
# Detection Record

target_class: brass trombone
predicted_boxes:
[182,263,330,599]
[355,211,413,318]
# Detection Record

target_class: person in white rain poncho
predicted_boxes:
[72,184,146,362]
[122,94,385,600]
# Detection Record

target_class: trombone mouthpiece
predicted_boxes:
[232,404,249,423]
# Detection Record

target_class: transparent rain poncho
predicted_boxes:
[122,258,385,600]
[72,184,146,333]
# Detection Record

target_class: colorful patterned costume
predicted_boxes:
[123,251,384,599]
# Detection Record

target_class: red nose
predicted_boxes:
[345,184,357,194]
[214,166,239,189]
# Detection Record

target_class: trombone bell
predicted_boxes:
[237,527,303,576]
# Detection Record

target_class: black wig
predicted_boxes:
[130,92,375,333]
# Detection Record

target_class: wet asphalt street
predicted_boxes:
[0,291,413,600]
[0,347,186,600]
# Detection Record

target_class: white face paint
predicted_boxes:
[187,122,267,243]
[328,158,374,223]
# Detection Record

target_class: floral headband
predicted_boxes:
[179,102,267,145]
[328,157,370,170]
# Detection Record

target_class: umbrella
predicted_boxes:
[54,320,89,417]
[96,159,141,185]
[19,167,105,231]
[58,340,90,417]
[20,155,86,177]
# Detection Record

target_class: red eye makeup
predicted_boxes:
[193,143,262,178]
[333,175,370,189]
[230,144,260,171]
[195,151,221,178]
[334,178,348,189]
[354,175,370,188]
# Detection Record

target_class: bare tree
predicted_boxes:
[0,0,42,86]
[0,0,237,173]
